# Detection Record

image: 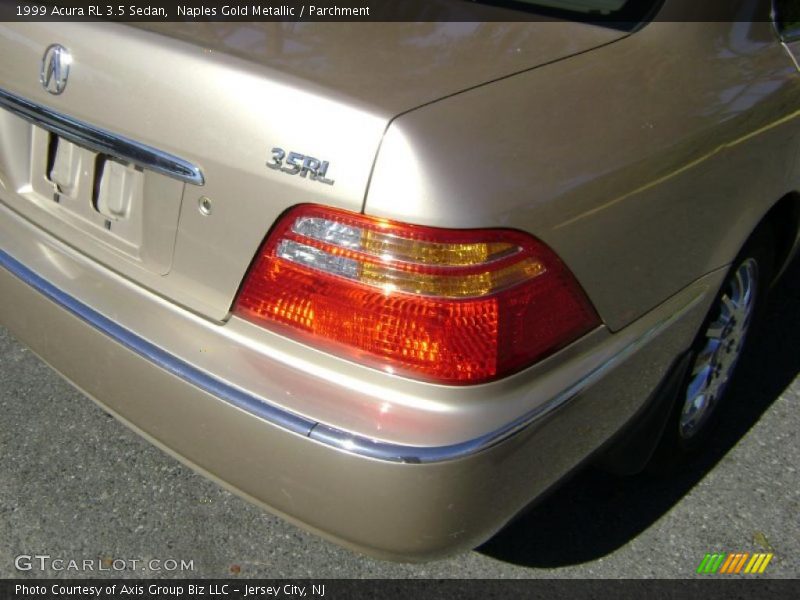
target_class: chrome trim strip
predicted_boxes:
[310,291,704,463]
[781,41,800,72]
[0,88,204,185]
[0,245,700,465]
[0,248,312,437]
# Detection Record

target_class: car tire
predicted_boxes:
[647,224,775,472]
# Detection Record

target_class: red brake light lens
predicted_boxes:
[234,204,599,384]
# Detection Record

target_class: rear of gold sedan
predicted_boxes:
[0,200,719,558]
[2,3,800,560]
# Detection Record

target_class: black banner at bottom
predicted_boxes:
[1,579,798,600]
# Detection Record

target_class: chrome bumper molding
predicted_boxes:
[0,247,312,436]
[0,87,204,186]
[0,245,699,465]
[308,290,701,463]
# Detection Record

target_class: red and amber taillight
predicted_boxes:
[233,205,599,384]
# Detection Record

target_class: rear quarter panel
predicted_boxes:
[365,18,800,330]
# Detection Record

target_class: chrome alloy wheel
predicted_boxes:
[679,258,759,439]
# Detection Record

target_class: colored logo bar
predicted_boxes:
[696,553,773,574]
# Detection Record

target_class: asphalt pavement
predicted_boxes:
[1,259,798,579]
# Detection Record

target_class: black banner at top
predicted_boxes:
[0,0,790,23]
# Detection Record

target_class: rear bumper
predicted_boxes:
[0,201,723,559]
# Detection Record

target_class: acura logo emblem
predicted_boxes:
[40,44,71,95]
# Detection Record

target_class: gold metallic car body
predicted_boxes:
[1,1,799,559]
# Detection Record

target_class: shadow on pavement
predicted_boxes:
[479,254,800,568]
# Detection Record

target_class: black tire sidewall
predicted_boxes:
[649,225,775,468]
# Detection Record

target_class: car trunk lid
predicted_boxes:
[0,21,625,321]
[135,21,627,115]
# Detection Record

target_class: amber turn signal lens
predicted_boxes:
[234,204,599,384]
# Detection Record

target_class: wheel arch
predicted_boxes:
[762,191,800,283]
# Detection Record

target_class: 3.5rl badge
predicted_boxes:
[267,148,335,185]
